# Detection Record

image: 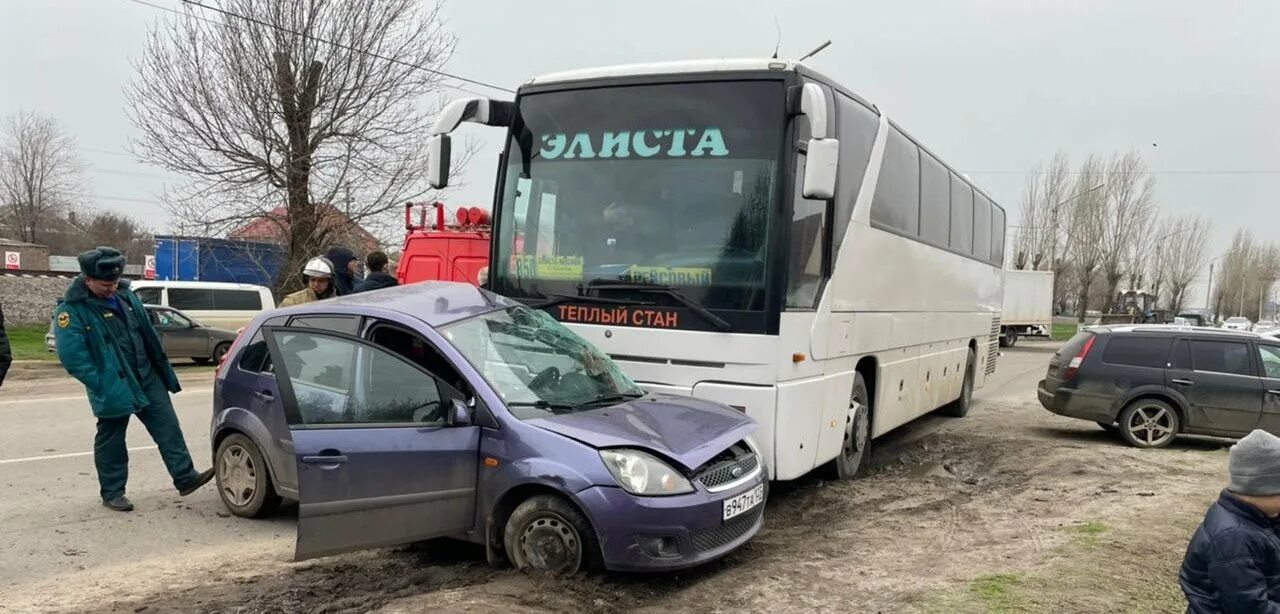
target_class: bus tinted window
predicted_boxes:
[870,128,919,236]
[949,174,973,253]
[919,152,949,246]
[991,205,1006,265]
[973,194,992,260]
[833,94,879,255]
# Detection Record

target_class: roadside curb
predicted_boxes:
[6,361,67,381]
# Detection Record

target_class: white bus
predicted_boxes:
[427,59,1006,481]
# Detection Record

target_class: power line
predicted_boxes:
[123,0,502,98]
[90,193,166,205]
[171,0,514,95]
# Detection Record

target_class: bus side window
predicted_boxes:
[870,127,920,237]
[833,94,879,256]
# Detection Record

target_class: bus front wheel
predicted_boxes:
[826,373,871,480]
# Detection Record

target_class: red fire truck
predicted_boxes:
[396,201,491,286]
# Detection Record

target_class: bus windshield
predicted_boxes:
[491,80,786,315]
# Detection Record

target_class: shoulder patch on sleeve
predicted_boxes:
[57,311,71,329]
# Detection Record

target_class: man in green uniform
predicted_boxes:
[54,247,213,512]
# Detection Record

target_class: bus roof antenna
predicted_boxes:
[798,40,832,62]
[771,17,782,59]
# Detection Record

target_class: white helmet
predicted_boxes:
[303,256,334,279]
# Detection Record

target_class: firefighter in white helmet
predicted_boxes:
[280,256,337,307]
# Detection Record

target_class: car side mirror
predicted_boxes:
[447,398,472,427]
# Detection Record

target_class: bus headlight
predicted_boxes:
[600,449,693,496]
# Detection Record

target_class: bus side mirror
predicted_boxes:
[428,134,451,189]
[803,138,839,199]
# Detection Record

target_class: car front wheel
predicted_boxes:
[1117,400,1180,448]
[215,433,281,518]
[504,495,601,575]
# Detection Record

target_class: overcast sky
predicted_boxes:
[3,0,1277,308]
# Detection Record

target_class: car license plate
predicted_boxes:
[722,484,765,521]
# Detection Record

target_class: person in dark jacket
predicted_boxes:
[54,247,214,512]
[324,246,360,296]
[1181,429,1280,613]
[353,251,398,293]
[0,301,11,389]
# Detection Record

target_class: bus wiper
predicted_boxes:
[532,292,654,309]
[584,281,733,332]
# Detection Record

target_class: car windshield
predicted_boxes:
[440,305,644,418]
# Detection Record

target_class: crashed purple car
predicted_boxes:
[210,282,765,573]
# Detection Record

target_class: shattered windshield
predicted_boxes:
[440,305,643,418]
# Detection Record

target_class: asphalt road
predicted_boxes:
[0,343,1055,605]
[0,372,293,593]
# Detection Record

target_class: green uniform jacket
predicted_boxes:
[54,277,181,418]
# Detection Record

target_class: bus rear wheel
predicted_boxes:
[940,349,976,418]
[825,373,871,480]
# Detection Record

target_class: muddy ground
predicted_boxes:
[5,342,1226,613]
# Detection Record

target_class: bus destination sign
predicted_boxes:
[555,304,680,329]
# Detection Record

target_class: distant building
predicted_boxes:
[0,237,51,270]
[228,204,379,255]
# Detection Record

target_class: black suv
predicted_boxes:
[1038,325,1280,448]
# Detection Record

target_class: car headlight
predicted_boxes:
[599,449,694,496]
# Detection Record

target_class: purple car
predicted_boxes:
[211,282,766,573]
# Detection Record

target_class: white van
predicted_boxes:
[130,281,275,330]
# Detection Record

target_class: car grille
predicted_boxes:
[697,454,759,490]
[692,506,763,553]
[987,317,1000,375]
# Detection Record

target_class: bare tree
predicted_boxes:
[0,111,84,244]
[1069,156,1107,323]
[1013,168,1041,270]
[1216,230,1256,319]
[127,0,459,292]
[1161,214,1212,314]
[1099,151,1157,313]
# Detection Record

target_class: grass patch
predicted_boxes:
[7,324,55,361]
[1051,323,1079,341]
[970,574,1026,613]
[1069,521,1109,548]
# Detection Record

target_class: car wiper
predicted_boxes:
[584,281,732,332]
[573,392,646,409]
[531,292,654,309]
[507,400,579,414]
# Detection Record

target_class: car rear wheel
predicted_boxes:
[215,433,281,518]
[1117,400,1180,449]
[824,373,871,480]
[504,495,600,575]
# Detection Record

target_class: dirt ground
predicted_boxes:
[5,342,1227,614]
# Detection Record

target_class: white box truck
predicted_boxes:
[1000,270,1054,347]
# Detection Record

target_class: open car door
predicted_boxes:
[261,326,481,561]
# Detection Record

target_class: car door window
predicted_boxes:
[273,330,444,426]
[1259,346,1280,379]
[1189,340,1255,376]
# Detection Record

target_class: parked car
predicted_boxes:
[1223,316,1253,331]
[131,280,275,330]
[1038,325,1280,448]
[211,282,766,574]
[47,304,238,365]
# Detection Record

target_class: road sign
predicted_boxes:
[4,251,19,270]
[144,255,156,280]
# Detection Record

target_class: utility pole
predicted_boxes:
[1207,262,1215,315]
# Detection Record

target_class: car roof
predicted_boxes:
[275,281,517,328]
[1088,324,1263,341]
[132,280,270,291]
